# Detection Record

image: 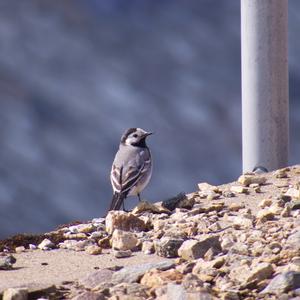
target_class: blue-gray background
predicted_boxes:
[0,0,299,238]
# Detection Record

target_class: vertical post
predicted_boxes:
[241,0,289,173]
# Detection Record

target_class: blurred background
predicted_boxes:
[0,0,299,238]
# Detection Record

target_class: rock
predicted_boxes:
[259,198,273,208]
[3,288,28,300]
[256,209,275,223]
[198,182,219,193]
[132,201,170,214]
[64,232,87,240]
[72,291,105,300]
[206,191,220,201]
[245,262,274,283]
[79,269,114,289]
[97,236,111,249]
[15,246,26,253]
[113,249,132,258]
[274,169,288,178]
[111,229,138,251]
[105,211,146,234]
[286,231,300,251]
[230,186,248,194]
[165,283,187,300]
[291,200,300,210]
[0,255,17,270]
[38,238,55,250]
[59,239,93,251]
[285,188,300,199]
[220,291,239,300]
[69,223,95,234]
[161,193,191,211]
[28,244,37,250]
[178,236,221,260]
[142,241,154,254]
[281,205,291,217]
[154,237,184,258]
[261,271,300,295]
[231,215,253,229]
[112,260,174,284]
[238,174,267,186]
[228,203,245,212]
[85,245,102,255]
[140,269,184,289]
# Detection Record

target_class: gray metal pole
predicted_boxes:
[241,0,289,173]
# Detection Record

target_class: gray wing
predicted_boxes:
[110,145,151,195]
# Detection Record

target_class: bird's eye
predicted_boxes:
[133,134,138,138]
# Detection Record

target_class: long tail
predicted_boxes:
[109,192,126,211]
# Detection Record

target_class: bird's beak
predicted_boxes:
[144,132,153,137]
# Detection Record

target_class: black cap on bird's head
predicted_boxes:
[121,128,153,147]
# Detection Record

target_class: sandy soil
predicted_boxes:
[0,249,169,292]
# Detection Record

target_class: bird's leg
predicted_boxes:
[122,200,129,212]
[138,193,142,202]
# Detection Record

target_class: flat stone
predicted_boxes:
[72,291,105,300]
[79,269,114,289]
[112,261,175,284]
[3,288,28,300]
[132,201,170,214]
[105,211,146,234]
[178,236,222,260]
[111,229,138,251]
[154,237,184,258]
[113,249,132,258]
[261,271,300,295]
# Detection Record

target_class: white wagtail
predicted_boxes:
[109,128,153,211]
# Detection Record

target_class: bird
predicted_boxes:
[109,128,153,211]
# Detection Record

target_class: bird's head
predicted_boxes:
[121,128,153,147]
